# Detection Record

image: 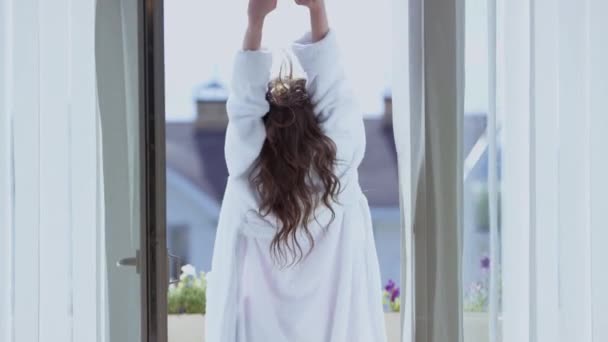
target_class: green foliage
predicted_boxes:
[168,266,207,315]
[383,292,401,312]
[382,280,401,312]
[463,280,488,312]
[473,183,502,232]
[463,255,502,313]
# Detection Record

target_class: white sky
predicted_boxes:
[164,0,487,121]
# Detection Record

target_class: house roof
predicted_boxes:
[166,122,227,201]
[358,119,399,207]
[165,113,488,209]
[166,118,401,208]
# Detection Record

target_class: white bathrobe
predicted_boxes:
[205,30,387,342]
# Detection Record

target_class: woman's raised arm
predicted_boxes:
[295,0,329,42]
[292,0,367,178]
[224,0,276,178]
[243,0,277,50]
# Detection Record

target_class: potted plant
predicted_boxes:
[383,280,401,342]
[166,271,416,342]
[167,264,207,342]
[463,256,503,342]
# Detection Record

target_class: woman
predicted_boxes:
[205,1,387,341]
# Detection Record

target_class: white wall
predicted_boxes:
[166,169,219,273]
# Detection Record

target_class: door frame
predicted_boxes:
[138,0,167,341]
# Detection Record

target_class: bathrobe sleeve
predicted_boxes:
[292,29,367,178]
[224,48,273,177]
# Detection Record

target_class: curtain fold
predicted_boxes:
[0,3,13,340]
[499,0,608,341]
[499,0,532,340]
[529,0,559,341]
[0,0,103,341]
[589,3,608,342]
[10,1,42,340]
[391,0,417,340]
[393,0,465,341]
[0,1,13,340]
[71,1,102,341]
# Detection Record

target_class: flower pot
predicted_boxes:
[168,314,205,342]
[464,312,502,342]
[385,312,401,342]
[169,312,488,342]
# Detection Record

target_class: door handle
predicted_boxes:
[116,250,182,284]
[117,257,137,266]
[116,250,141,273]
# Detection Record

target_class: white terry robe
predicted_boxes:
[205,30,387,342]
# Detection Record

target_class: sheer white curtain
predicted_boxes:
[0,0,105,341]
[392,0,465,341]
[499,0,608,341]
[0,2,13,340]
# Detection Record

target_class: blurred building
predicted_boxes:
[166,81,491,286]
[194,80,229,129]
[166,80,402,283]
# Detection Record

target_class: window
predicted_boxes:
[463,0,502,340]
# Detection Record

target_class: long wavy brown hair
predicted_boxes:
[250,59,341,266]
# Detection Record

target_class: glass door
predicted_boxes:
[96,0,167,341]
[162,1,396,341]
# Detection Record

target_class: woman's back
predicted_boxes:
[236,185,385,342]
[205,2,387,341]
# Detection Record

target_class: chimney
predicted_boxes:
[383,88,393,126]
[195,80,229,130]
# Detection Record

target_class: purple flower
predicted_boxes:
[481,256,490,270]
[390,287,400,302]
[385,279,396,292]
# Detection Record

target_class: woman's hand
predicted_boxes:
[243,0,276,50]
[295,0,328,42]
[248,0,277,24]
[294,0,325,11]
